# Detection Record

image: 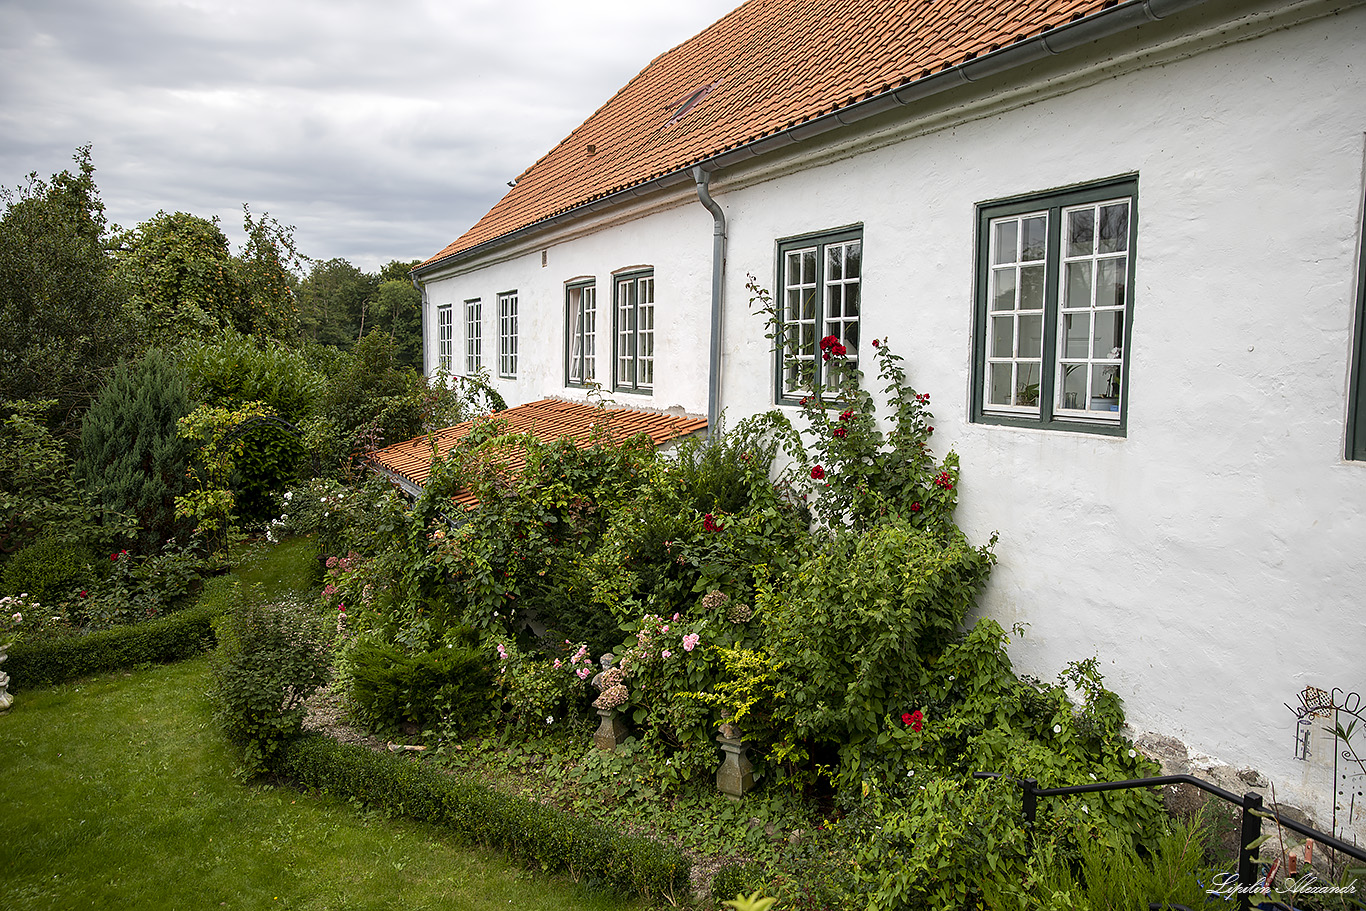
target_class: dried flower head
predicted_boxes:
[594,684,629,711]
[700,590,729,613]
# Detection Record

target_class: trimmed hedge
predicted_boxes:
[5,602,218,691]
[279,735,691,903]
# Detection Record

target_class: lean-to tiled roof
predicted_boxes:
[423,0,1132,267]
[366,398,707,507]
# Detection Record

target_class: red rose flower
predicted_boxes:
[810,465,826,480]
[703,512,723,533]
[901,712,914,725]
[910,501,922,512]
[908,710,923,732]
[833,427,847,439]
[872,339,880,347]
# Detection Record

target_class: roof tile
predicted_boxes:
[366,399,707,507]
[424,0,1119,267]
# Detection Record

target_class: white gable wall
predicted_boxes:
[422,1,1366,829]
[714,2,1366,829]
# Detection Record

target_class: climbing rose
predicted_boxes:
[810,465,826,480]
[934,471,954,490]
[703,512,723,533]
[872,338,880,347]
[902,710,924,732]
[833,427,847,439]
[910,501,922,512]
[682,633,701,652]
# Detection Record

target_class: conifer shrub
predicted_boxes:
[342,628,493,733]
[76,347,192,551]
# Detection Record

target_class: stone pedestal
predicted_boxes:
[716,723,754,799]
[593,708,628,750]
[0,644,13,713]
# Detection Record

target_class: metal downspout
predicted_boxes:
[693,166,726,437]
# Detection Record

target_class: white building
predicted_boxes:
[413,0,1366,835]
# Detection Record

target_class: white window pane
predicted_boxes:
[1022,215,1047,261]
[1099,203,1129,254]
[1017,362,1040,407]
[827,245,843,281]
[991,316,1014,358]
[1097,258,1126,308]
[1092,364,1121,410]
[1060,364,1088,410]
[989,362,1013,405]
[993,220,1018,265]
[1063,312,1090,359]
[1093,311,1123,359]
[846,241,861,278]
[1018,314,1042,358]
[1065,261,1093,310]
[1067,208,1095,257]
[1020,264,1045,310]
[991,268,1016,311]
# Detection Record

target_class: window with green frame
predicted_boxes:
[613,269,654,393]
[972,176,1138,434]
[1347,188,1366,461]
[565,279,597,388]
[774,226,862,403]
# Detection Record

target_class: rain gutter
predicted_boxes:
[412,0,1209,282]
[693,166,726,437]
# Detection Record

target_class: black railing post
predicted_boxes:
[1021,778,1038,826]
[1237,791,1263,911]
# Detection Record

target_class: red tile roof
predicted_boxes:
[423,0,1127,267]
[365,398,707,507]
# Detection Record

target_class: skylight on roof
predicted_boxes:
[668,81,718,125]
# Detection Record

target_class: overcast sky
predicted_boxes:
[0,0,740,273]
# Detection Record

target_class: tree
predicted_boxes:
[370,276,422,367]
[76,348,193,552]
[113,211,240,346]
[297,257,375,348]
[0,146,136,440]
[233,205,304,340]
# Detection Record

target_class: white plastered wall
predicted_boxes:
[715,2,1366,832]
[422,1,1366,831]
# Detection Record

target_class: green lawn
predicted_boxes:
[0,656,643,911]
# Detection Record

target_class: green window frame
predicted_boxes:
[613,269,654,393]
[773,225,863,404]
[565,280,597,388]
[1348,187,1366,461]
[971,176,1138,435]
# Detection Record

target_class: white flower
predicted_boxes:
[1081,805,1089,815]
[1128,749,1137,758]
[12,613,21,623]
[545,715,554,725]
[284,491,292,501]
[1053,724,1062,734]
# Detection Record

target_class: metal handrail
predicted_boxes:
[974,771,1366,911]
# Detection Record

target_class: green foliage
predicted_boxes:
[279,734,692,903]
[76,348,193,551]
[176,400,279,554]
[113,210,241,345]
[343,631,494,733]
[208,595,333,778]
[758,520,995,784]
[0,538,100,605]
[0,399,136,555]
[4,600,219,691]
[233,205,303,340]
[0,146,136,442]
[298,257,377,348]
[712,864,772,908]
[371,276,423,366]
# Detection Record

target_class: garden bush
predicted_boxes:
[4,600,220,690]
[208,594,332,777]
[1,538,100,604]
[76,347,193,552]
[343,628,493,733]
[278,734,691,903]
